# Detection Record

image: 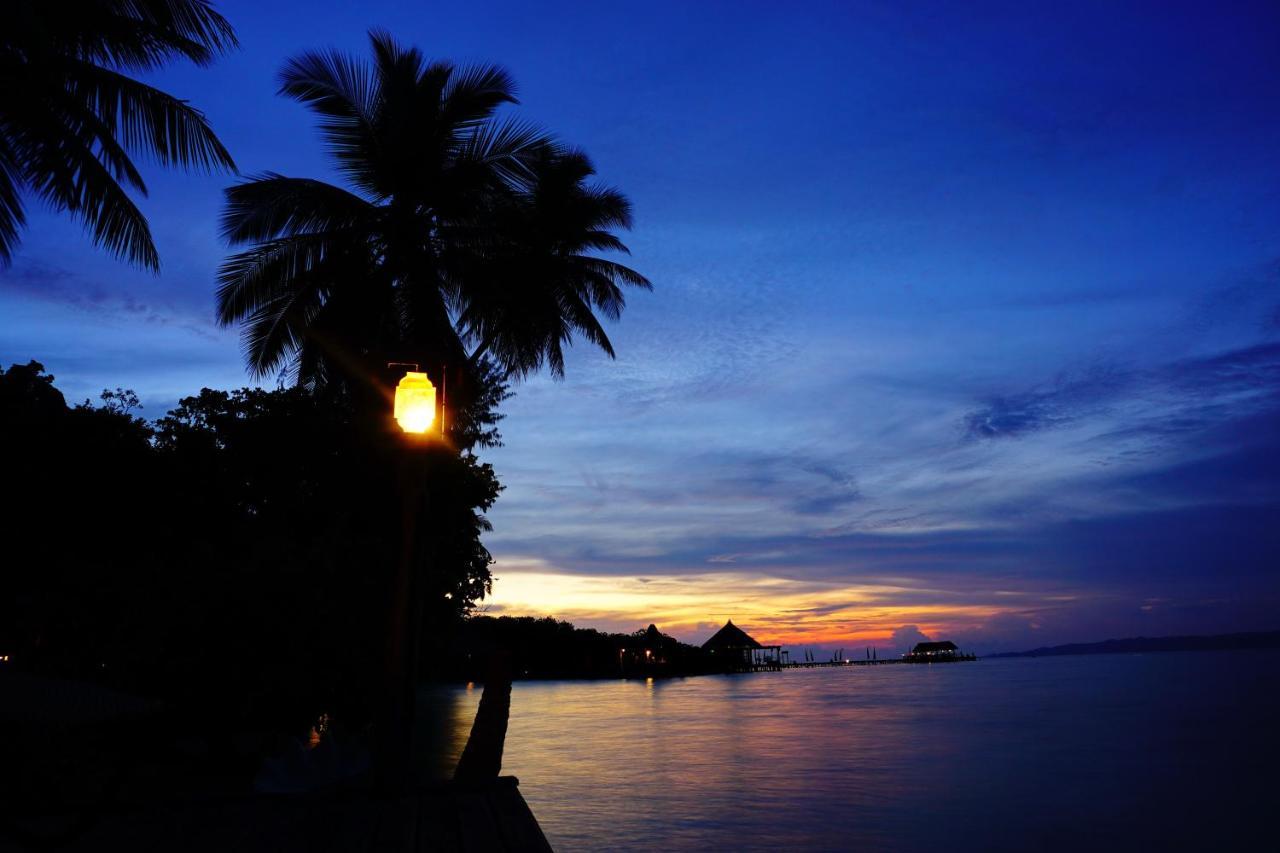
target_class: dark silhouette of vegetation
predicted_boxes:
[215,30,649,395]
[439,617,724,681]
[1,26,649,809]
[0,361,504,741]
[0,1,237,268]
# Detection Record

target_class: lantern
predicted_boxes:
[393,371,436,434]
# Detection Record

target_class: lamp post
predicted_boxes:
[379,366,441,792]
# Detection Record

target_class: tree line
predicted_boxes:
[0,360,503,734]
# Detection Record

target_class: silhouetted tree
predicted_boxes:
[0,362,155,679]
[215,30,648,395]
[0,0,237,268]
[438,616,719,681]
[0,363,505,737]
[95,387,142,416]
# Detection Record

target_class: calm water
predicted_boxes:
[425,652,1279,851]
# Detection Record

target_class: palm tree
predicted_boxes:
[0,0,237,269]
[457,146,653,378]
[216,30,648,394]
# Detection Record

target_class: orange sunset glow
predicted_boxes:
[484,559,1075,648]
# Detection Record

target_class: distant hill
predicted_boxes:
[990,630,1280,658]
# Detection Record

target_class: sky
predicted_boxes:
[3,1,1279,654]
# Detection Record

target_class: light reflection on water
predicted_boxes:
[417,680,479,782]
[426,652,1278,851]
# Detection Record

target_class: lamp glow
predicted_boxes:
[394,371,436,434]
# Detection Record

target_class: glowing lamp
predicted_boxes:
[394,371,436,434]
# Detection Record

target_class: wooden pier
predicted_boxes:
[783,658,904,669]
[782,654,977,669]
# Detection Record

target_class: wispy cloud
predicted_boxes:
[1,258,221,341]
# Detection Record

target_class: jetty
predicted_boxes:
[698,623,977,673]
[785,657,904,669]
[783,640,977,668]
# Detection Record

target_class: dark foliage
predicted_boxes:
[0,1,237,268]
[437,616,722,682]
[215,31,649,393]
[0,361,504,738]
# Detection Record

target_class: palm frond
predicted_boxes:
[579,185,634,230]
[137,0,239,63]
[19,127,159,269]
[30,0,238,71]
[242,291,317,378]
[73,159,160,270]
[220,174,372,244]
[542,147,595,184]
[577,256,652,289]
[440,63,519,128]
[37,82,149,192]
[278,47,377,119]
[368,28,425,87]
[0,1,235,269]
[457,117,553,188]
[0,136,28,264]
[571,231,632,254]
[560,291,615,357]
[573,269,625,320]
[67,60,235,171]
[237,252,382,380]
[216,233,347,325]
[278,46,383,195]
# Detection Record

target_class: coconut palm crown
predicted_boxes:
[0,0,237,268]
[216,30,649,391]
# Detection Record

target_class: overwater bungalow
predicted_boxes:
[904,641,975,662]
[702,620,783,672]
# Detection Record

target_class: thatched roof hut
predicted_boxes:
[700,621,781,671]
[701,620,763,651]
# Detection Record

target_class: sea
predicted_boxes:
[423,650,1279,851]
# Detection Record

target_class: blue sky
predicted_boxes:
[3,1,1279,652]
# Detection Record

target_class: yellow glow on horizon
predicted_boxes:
[484,565,1016,646]
[394,371,436,434]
